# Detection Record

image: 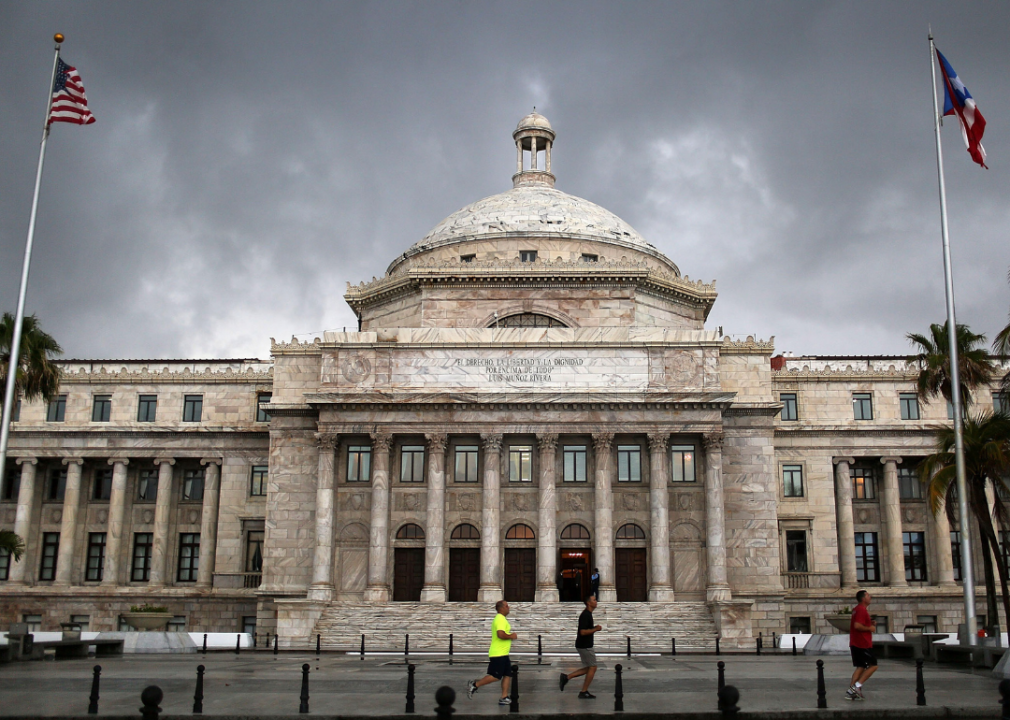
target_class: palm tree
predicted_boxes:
[0,313,63,413]
[0,529,25,561]
[920,410,1010,633]
[994,269,1010,394]
[907,322,996,409]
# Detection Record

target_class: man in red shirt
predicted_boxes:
[846,590,877,700]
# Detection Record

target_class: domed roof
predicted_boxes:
[516,111,553,132]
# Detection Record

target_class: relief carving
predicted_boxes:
[622,494,638,511]
[142,509,155,524]
[667,351,702,387]
[342,354,372,384]
[97,509,108,524]
[343,493,370,511]
[187,509,200,524]
[675,493,693,511]
[857,509,869,524]
[51,508,62,524]
[5,509,15,524]
[455,493,479,512]
[399,493,422,511]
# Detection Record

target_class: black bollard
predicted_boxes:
[273,633,279,656]
[299,663,310,714]
[235,634,241,655]
[626,636,631,658]
[360,633,365,660]
[772,632,777,649]
[435,686,456,720]
[816,659,827,709]
[193,665,205,714]
[614,663,624,712]
[538,634,542,664]
[316,633,321,657]
[672,637,676,657]
[202,633,208,655]
[716,637,721,655]
[756,637,761,656]
[792,636,797,656]
[140,686,163,720]
[253,632,257,649]
[405,633,409,659]
[1000,679,1010,720]
[88,664,101,714]
[718,685,740,718]
[449,633,454,658]
[717,661,725,691]
[509,664,519,713]
[406,663,416,713]
[916,659,926,706]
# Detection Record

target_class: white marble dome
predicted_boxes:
[516,111,553,132]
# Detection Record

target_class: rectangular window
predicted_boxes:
[580,253,598,262]
[947,400,955,420]
[454,446,478,483]
[256,393,272,422]
[167,616,187,632]
[1001,531,1010,576]
[91,394,112,422]
[93,468,113,500]
[995,392,1010,414]
[789,616,812,634]
[874,616,889,634]
[47,468,67,501]
[182,469,205,501]
[69,615,90,631]
[132,533,153,582]
[250,465,268,496]
[137,395,157,422]
[900,393,920,420]
[3,466,21,501]
[177,533,200,582]
[46,395,66,422]
[855,532,879,582]
[951,530,962,581]
[12,399,20,422]
[348,446,372,482]
[782,465,804,497]
[0,547,10,580]
[138,469,159,501]
[917,615,938,633]
[852,393,873,420]
[460,253,476,263]
[246,530,264,572]
[617,445,642,482]
[904,531,928,581]
[520,250,537,262]
[563,445,587,482]
[243,616,257,635]
[898,466,922,499]
[509,445,533,482]
[400,445,425,483]
[671,445,696,482]
[39,532,59,581]
[851,467,876,499]
[85,532,106,581]
[780,393,798,421]
[23,614,42,632]
[785,529,808,572]
[182,395,203,423]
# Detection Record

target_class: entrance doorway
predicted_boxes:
[449,548,480,601]
[559,549,592,602]
[615,548,647,601]
[503,548,536,601]
[393,548,425,601]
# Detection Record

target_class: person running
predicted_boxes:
[590,568,600,598]
[467,600,518,705]
[559,595,602,699]
[846,590,877,700]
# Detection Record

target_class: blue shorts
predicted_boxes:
[487,655,512,679]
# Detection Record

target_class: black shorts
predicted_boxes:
[850,646,877,669]
[487,655,512,679]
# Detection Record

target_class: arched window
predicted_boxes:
[505,523,535,539]
[450,523,480,540]
[560,523,590,540]
[491,313,567,328]
[616,523,646,540]
[396,523,425,540]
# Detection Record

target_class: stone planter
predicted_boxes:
[825,614,852,633]
[121,612,173,632]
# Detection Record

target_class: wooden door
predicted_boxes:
[504,548,536,602]
[449,548,480,601]
[559,549,592,602]
[615,548,648,602]
[393,548,425,601]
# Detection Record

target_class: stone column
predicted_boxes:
[7,459,37,585]
[101,459,130,586]
[833,457,857,589]
[308,434,337,601]
[593,433,617,601]
[365,433,392,602]
[880,457,907,587]
[531,136,538,169]
[149,458,175,586]
[648,433,675,601]
[478,433,502,602]
[932,503,957,586]
[702,434,731,602]
[516,141,523,173]
[196,459,221,588]
[536,433,559,602]
[54,458,84,585]
[420,433,447,602]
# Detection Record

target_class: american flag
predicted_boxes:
[48,58,95,126]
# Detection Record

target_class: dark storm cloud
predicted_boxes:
[1,2,1008,360]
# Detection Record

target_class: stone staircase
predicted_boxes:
[313,602,720,653]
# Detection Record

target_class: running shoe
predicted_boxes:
[854,686,865,699]
[844,687,859,701]
[466,680,477,699]
[559,673,569,691]
[498,697,512,706]
[578,691,596,699]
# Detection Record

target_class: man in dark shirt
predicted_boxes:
[559,596,602,698]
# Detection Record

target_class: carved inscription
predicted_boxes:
[455,357,584,384]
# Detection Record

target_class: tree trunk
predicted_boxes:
[976,509,1010,637]
[980,532,999,634]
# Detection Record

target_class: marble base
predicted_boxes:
[649,586,676,602]
[96,632,197,654]
[706,585,732,602]
[307,584,334,601]
[420,585,446,603]
[597,585,617,602]
[535,587,559,603]
[478,585,503,602]
[363,585,390,602]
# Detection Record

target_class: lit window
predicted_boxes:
[450,524,480,539]
[851,467,876,499]
[506,524,535,539]
[617,445,641,482]
[509,446,532,482]
[671,445,696,482]
[563,446,587,482]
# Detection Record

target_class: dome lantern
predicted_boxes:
[512,110,556,188]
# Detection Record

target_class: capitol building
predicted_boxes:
[0,113,998,649]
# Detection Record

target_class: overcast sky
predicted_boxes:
[1,2,1008,361]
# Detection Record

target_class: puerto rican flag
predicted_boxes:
[936,49,987,168]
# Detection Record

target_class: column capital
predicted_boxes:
[833,456,856,466]
[153,457,176,466]
[647,432,669,452]
[536,433,558,452]
[425,433,447,453]
[62,457,84,467]
[370,432,392,452]
[481,433,503,452]
[880,456,903,466]
[315,433,338,450]
[702,433,724,451]
[200,457,222,468]
[15,457,37,466]
[592,432,614,452]
[107,458,130,467]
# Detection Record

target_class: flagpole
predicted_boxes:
[0,34,63,483]
[929,32,977,646]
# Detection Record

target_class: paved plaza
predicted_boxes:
[0,651,1004,717]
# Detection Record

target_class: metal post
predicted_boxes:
[756,637,761,656]
[316,634,320,657]
[671,637,676,657]
[193,665,205,714]
[202,633,207,655]
[509,663,519,713]
[360,633,365,660]
[614,663,624,712]
[299,663,310,714]
[717,661,725,691]
[449,633,453,658]
[627,636,631,658]
[792,637,797,656]
[273,633,279,656]
[235,634,241,655]
[718,686,740,718]
[1000,679,1010,720]
[916,659,926,706]
[928,31,977,646]
[405,633,409,659]
[253,632,257,649]
[406,663,415,713]
[87,665,100,714]
[537,634,542,664]
[0,35,63,476]
[435,686,456,720]
[816,660,827,708]
[140,686,163,720]
[716,637,720,655]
